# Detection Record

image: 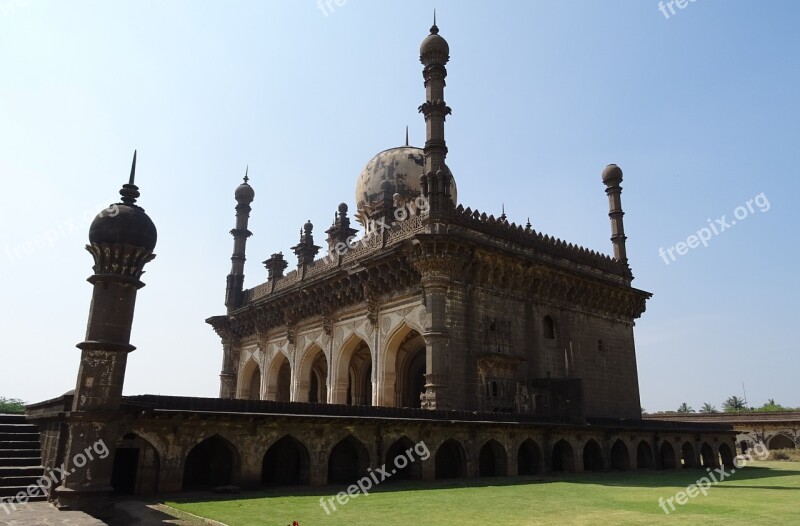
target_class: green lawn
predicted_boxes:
[167,461,800,526]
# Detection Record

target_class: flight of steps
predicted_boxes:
[0,413,46,503]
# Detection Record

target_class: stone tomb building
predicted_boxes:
[23,21,734,520]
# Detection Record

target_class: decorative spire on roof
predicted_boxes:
[243,165,249,184]
[119,149,140,205]
[405,125,409,146]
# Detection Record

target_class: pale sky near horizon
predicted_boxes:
[1,0,798,412]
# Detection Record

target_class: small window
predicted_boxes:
[543,316,556,339]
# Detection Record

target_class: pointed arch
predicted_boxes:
[296,344,328,403]
[681,442,697,468]
[332,335,372,406]
[328,435,370,484]
[659,441,676,469]
[435,438,467,479]
[385,436,422,481]
[479,439,508,477]
[610,440,630,470]
[718,442,735,470]
[551,439,575,473]
[583,439,604,471]
[111,433,160,495]
[262,435,310,486]
[182,434,240,489]
[700,442,716,468]
[517,438,543,475]
[381,323,426,407]
[636,440,655,469]
[240,358,261,400]
[265,350,291,402]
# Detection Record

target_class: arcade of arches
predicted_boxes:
[105,421,736,494]
[254,327,427,409]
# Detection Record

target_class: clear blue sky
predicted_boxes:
[1,1,797,412]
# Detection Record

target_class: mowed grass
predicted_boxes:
[167,461,800,526]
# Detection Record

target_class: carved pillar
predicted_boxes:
[408,242,470,410]
[209,318,240,399]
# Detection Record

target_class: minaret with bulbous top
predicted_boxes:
[602,164,628,264]
[225,168,255,312]
[56,151,157,518]
[418,13,454,216]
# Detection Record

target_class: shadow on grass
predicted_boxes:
[165,463,800,508]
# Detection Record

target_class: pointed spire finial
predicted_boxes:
[243,165,249,184]
[431,9,439,34]
[120,149,141,205]
[500,203,507,221]
[129,149,137,185]
[405,125,409,146]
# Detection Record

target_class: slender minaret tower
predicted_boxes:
[56,151,157,518]
[602,164,628,262]
[225,168,255,312]
[418,12,453,215]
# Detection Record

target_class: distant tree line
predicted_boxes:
[0,397,26,414]
[643,397,798,415]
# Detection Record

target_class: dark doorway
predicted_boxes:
[636,441,655,469]
[385,437,422,481]
[182,436,236,489]
[681,442,696,468]
[435,439,466,479]
[610,440,629,470]
[660,442,676,469]
[262,436,310,486]
[110,448,139,495]
[478,439,508,477]
[517,439,542,475]
[328,436,369,484]
[551,440,575,472]
[583,440,604,471]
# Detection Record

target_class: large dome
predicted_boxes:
[354,146,456,225]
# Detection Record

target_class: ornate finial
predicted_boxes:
[500,203,507,222]
[405,125,409,146]
[243,165,249,184]
[120,150,141,205]
[526,217,532,230]
[129,149,137,185]
[431,9,438,34]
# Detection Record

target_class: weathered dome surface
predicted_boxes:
[235,181,255,204]
[420,24,449,64]
[354,146,457,223]
[602,164,623,185]
[89,203,157,251]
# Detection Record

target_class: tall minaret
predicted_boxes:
[418,13,453,215]
[225,168,255,312]
[56,151,157,518]
[602,164,628,263]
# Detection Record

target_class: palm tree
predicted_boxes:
[723,395,747,412]
[700,403,718,413]
[677,402,694,413]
